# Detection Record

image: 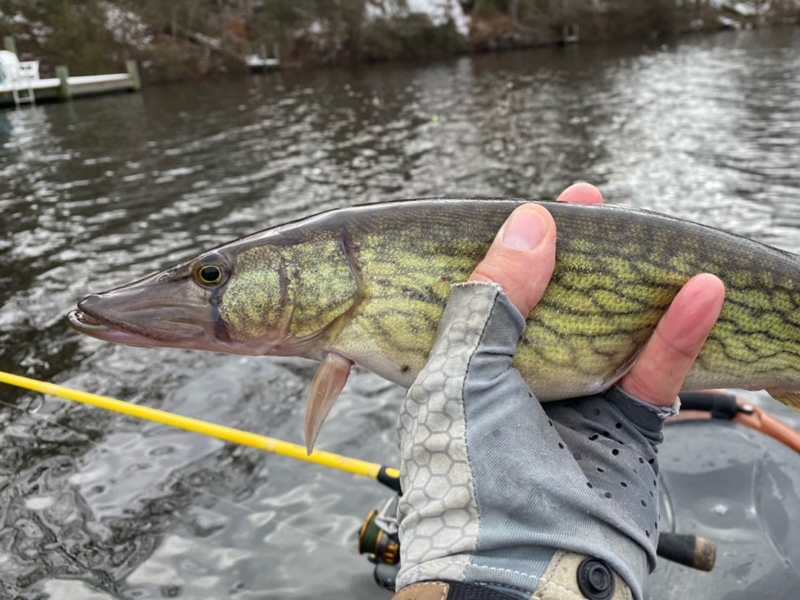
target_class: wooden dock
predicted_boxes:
[0,62,140,108]
[1,37,140,108]
[559,24,580,45]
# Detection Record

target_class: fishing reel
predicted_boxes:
[358,495,402,590]
[358,491,719,594]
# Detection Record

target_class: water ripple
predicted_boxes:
[0,28,798,599]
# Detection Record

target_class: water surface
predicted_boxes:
[1,28,799,599]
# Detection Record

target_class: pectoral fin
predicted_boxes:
[767,389,800,412]
[304,352,354,455]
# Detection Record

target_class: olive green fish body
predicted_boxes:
[248,200,800,402]
[69,199,800,432]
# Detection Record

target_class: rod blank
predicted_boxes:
[0,370,400,484]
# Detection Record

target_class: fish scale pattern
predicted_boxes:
[396,283,499,585]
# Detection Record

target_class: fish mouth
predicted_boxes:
[68,307,182,347]
[68,283,210,349]
[68,309,107,332]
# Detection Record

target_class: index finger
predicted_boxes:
[620,274,726,406]
[557,182,603,205]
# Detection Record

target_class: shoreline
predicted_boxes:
[2,2,797,86]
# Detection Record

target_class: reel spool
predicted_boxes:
[358,496,401,590]
[358,496,400,564]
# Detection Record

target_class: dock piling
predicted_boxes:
[561,24,580,45]
[3,36,16,54]
[56,66,71,100]
[126,59,141,91]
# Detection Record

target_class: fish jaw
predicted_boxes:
[68,267,235,350]
[68,308,185,348]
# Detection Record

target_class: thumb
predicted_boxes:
[469,204,557,317]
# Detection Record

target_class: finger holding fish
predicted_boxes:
[556,182,603,205]
[621,274,726,406]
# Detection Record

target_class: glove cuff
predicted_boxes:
[393,551,634,600]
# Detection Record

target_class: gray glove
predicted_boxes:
[395,282,679,600]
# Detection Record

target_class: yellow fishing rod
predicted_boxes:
[0,370,401,492]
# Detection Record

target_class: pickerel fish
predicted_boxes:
[69,200,800,452]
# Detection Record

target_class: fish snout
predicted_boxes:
[69,273,217,348]
[77,293,105,317]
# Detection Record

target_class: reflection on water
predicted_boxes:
[0,28,799,599]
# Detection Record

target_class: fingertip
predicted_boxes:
[557,182,603,205]
[490,203,557,251]
[470,203,557,317]
[621,273,726,406]
[498,203,555,250]
[658,273,726,354]
[690,273,726,298]
[514,203,558,250]
[523,203,557,237]
[680,273,726,322]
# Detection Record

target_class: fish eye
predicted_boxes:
[196,264,224,285]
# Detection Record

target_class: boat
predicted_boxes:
[246,54,279,72]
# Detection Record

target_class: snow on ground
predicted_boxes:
[0,11,52,46]
[30,22,53,45]
[406,0,470,35]
[103,3,153,49]
[366,0,470,37]
[707,0,772,14]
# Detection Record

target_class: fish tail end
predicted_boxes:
[767,388,800,412]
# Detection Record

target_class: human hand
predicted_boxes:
[470,182,726,406]
[393,183,725,600]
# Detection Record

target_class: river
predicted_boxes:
[1,28,799,599]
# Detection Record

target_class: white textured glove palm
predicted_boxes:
[396,282,677,600]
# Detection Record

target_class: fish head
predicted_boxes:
[69,241,299,355]
[68,247,281,354]
[69,231,361,358]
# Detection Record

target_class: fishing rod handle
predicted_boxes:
[656,533,716,572]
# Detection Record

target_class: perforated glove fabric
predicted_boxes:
[395,282,679,600]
